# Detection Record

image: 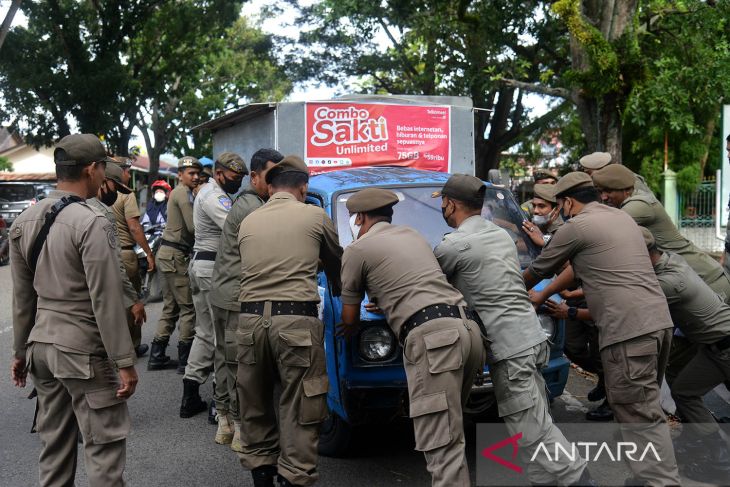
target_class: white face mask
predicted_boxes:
[349,213,361,240]
[153,191,166,203]
[532,214,549,227]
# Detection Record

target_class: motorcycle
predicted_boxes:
[135,223,164,302]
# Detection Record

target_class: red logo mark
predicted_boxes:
[481,432,523,474]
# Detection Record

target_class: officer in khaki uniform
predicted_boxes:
[339,188,484,487]
[210,148,283,452]
[9,134,138,487]
[579,151,654,196]
[433,175,591,485]
[524,172,679,486]
[521,183,563,247]
[640,228,730,484]
[180,152,247,420]
[521,170,557,219]
[149,156,201,371]
[236,156,342,487]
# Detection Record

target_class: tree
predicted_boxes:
[0,155,11,171]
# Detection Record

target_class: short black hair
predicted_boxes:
[55,161,96,182]
[562,186,601,204]
[363,205,394,222]
[270,170,308,189]
[726,133,730,142]
[251,148,284,173]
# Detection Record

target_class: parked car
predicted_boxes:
[0,182,55,226]
[307,167,570,457]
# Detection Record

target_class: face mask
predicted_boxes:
[349,213,361,240]
[220,175,241,195]
[532,214,549,227]
[154,191,166,203]
[100,182,118,206]
[441,202,453,225]
[560,200,572,221]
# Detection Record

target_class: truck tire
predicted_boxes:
[318,410,353,458]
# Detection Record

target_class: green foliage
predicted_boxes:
[0,155,11,172]
[676,163,702,195]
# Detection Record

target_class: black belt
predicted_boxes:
[194,251,216,261]
[161,239,191,253]
[713,335,730,351]
[121,245,134,251]
[399,304,478,345]
[241,301,318,317]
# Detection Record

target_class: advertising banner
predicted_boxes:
[304,102,451,174]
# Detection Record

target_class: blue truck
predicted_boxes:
[306,166,570,457]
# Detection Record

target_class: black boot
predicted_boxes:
[147,340,170,370]
[176,341,192,375]
[277,474,304,487]
[135,344,149,357]
[587,377,606,402]
[251,465,277,487]
[680,431,730,484]
[585,399,614,421]
[180,378,207,418]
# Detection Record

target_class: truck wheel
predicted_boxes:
[318,410,353,458]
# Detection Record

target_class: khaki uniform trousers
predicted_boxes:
[28,342,130,487]
[236,306,329,487]
[671,342,730,436]
[402,315,484,487]
[601,328,680,486]
[120,249,142,348]
[213,304,239,420]
[185,259,217,383]
[155,246,195,343]
[491,342,587,484]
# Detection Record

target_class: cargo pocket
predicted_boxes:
[84,388,130,444]
[409,391,451,451]
[279,330,312,367]
[423,329,462,374]
[51,346,93,380]
[299,375,329,425]
[224,329,238,364]
[497,391,533,418]
[607,384,645,404]
[236,331,256,365]
[625,339,657,380]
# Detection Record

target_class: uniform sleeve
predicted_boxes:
[119,251,139,308]
[529,222,582,279]
[180,191,195,236]
[123,193,141,219]
[80,217,135,368]
[656,275,681,305]
[622,200,655,226]
[340,246,365,305]
[320,212,343,296]
[10,225,37,359]
[434,238,459,279]
[207,193,232,229]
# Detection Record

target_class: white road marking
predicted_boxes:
[557,389,589,413]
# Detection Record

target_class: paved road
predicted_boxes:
[0,263,728,486]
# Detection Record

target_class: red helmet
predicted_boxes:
[151,179,172,192]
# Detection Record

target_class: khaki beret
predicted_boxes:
[533,170,558,183]
[178,156,203,171]
[202,165,214,178]
[104,161,132,194]
[640,227,656,249]
[533,183,557,204]
[554,172,594,198]
[346,188,399,213]
[592,164,635,190]
[110,156,132,169]
[216,152,248,175]
[265,155,309,184]
[431,174,485,203]
[54,134,106,166]
[579,152,612,170]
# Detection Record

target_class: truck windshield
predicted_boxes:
[334,185,539,268]
[0,184,36,202]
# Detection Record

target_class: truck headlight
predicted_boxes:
[538,314,556,340]
[358,325,395,361]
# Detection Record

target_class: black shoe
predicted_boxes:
[135,344,149,358]
[587,380,606,402]
[147,340,171,370]
[573,467,597,486]
[586,400,614,422]
[176,341,192,375]
[180,378,207,418]
[251,465,277,487]
[208,400,218,425]
[277,475,304,487]
[679,431,730,483]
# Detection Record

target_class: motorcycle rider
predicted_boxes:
[142,179,171,226]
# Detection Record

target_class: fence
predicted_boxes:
[677,178,723,253]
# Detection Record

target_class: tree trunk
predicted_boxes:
[699,106,720,177]
[0,0,21,53]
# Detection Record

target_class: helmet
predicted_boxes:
[151,179,172,193]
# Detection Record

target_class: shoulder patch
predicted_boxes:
[218,194,232,210]
[105,223,117,249]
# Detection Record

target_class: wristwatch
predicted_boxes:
[567,306,578,319]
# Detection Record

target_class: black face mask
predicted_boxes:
[441,202,452,224]
[560,201,572,221]
[220,175,241,195]
[100,183,118,206]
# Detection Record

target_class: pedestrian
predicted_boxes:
[640,227,730,484]
[338,188,483,487]
[521,183,562,247]
[524,172,680,486]
[142,179,172,226]
[10,134,138,487]
[578,151,654,196]
[433,175,592,485]
[148,156,201,371]
[180,152,247,419]
[111,157,154,357]
[209,148,283,451]
[236,155,342,487]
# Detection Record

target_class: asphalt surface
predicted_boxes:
[1,263,729,486]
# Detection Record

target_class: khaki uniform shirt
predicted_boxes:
[633,173,654,197]
[161,184,195,248]
[341,222,465,337]
[10,190,135,368]
[193,178,231,253]
[87,197,138,308]
[238,192,342,302]
[621,193,726,287]
[111,192,140,248]
[210,189,264,311]
[653,252,730,344]
[434,216,546,361]
[529,202,672,349]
